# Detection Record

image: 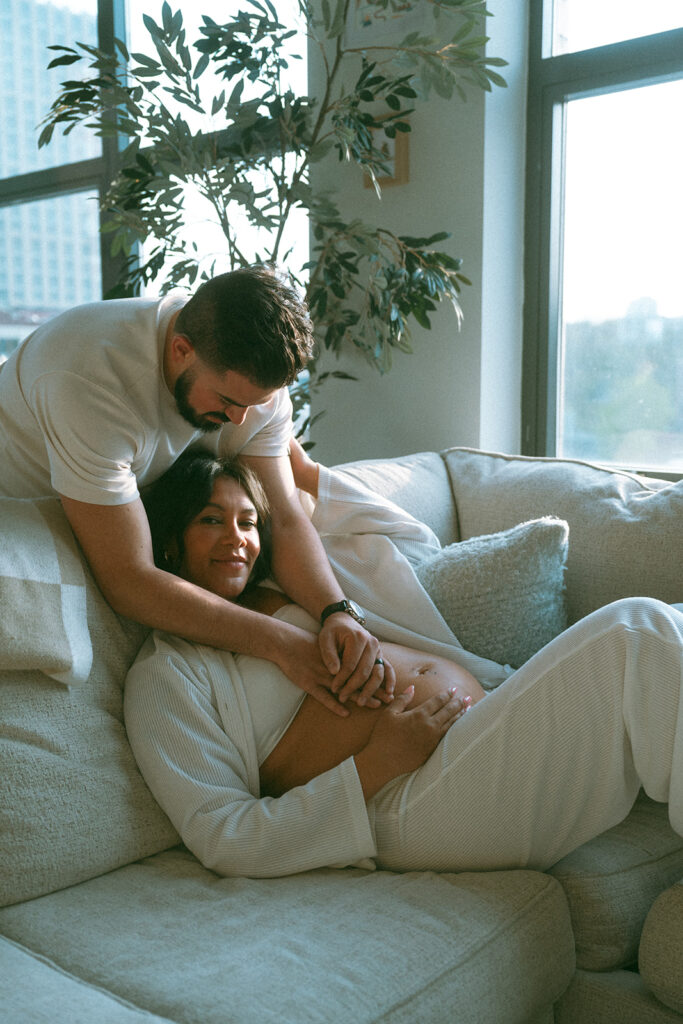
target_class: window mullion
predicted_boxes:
[97,0,131,297]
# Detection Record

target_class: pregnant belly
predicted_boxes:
[259,643,486,797]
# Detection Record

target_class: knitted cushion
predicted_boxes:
[0,497,92,685]
[414,518,568,668]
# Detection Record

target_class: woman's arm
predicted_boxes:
[354,687,468,799]
[124,639,468,877]
[124,643,376,878]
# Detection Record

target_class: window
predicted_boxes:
[0,0,118,363]
[523,0,683,475]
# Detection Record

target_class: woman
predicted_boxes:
[124,449,683,879]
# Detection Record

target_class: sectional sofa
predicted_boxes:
[1,446,681,1023]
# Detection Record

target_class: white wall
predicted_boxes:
[308,0,529,464]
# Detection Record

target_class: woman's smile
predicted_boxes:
[179,476,261,600]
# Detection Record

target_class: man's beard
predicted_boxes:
[174,367,227,433]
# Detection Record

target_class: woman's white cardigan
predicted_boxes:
[124,466,510,878]
[124,617,378,878]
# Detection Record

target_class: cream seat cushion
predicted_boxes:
[0,849,575,1024]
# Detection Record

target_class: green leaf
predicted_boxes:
[131,51,161,68]
[114,36,130,61]
[327,0,346,38]
[193,53,210,79]
[47,54,83,68]
[161,1,174,33]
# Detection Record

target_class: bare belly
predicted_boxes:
[259,642,486,797]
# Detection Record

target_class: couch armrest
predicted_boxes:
[639,877,683,1014]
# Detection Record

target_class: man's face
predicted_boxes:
[174,361,277,433]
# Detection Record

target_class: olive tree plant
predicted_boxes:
[40,0,505,433]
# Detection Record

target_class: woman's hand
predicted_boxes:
[354,687,471,799]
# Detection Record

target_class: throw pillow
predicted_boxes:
[0,496,92,684]
[414,517,569,668]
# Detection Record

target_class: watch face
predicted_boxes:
[321,598,366,627]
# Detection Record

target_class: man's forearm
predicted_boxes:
[103,561,299,660]
[269,512,345,620]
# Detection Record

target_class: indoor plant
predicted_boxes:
[40,0,505,433]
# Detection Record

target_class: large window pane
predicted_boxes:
[0,190,102,363]
[551,0,683,56]
[557,80,683,472]
[1,0,100,176]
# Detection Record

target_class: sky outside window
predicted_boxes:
[551,0,683,55]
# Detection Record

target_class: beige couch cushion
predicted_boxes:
[336,451,459,545]
[639,878,683,1014]
[0,497,92,684]
[0,848,575,1024]
[549,793,683,971]
[443,448,682,624]
[0,936,171,1024]
[556,968,683,1024]
[0,501,178,908]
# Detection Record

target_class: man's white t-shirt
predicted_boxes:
[0,296,294,504]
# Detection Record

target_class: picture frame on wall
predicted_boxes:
[363,129,410,188]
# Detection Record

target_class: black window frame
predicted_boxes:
[522,0,683,480]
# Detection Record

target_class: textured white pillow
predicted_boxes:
[414,517,569,668]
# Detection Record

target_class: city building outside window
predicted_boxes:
[0,0,102,362]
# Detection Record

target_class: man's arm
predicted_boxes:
[240,453,395,703]
[59,493,350,717]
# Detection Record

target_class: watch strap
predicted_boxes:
[320,599,364,627]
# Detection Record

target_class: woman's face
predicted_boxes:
[180,476,261,600]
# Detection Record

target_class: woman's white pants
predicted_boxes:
[370,598,683,871]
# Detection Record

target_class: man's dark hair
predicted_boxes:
[174,264,314,387]
[142,448,271,586]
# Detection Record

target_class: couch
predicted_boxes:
[1,446,682,1024]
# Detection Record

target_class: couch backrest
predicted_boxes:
[334,451,459,546]
[442,448,682,624]
[0,497,178,908]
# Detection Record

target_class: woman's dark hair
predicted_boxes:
[142,448,271,587]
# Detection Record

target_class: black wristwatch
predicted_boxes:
[320,599,366,627]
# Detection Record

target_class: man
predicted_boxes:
[0,264,393,713]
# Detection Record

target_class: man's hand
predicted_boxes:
[270,626,357,718]
[318,612,396,706]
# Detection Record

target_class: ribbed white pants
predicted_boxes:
[370,598,683,871]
